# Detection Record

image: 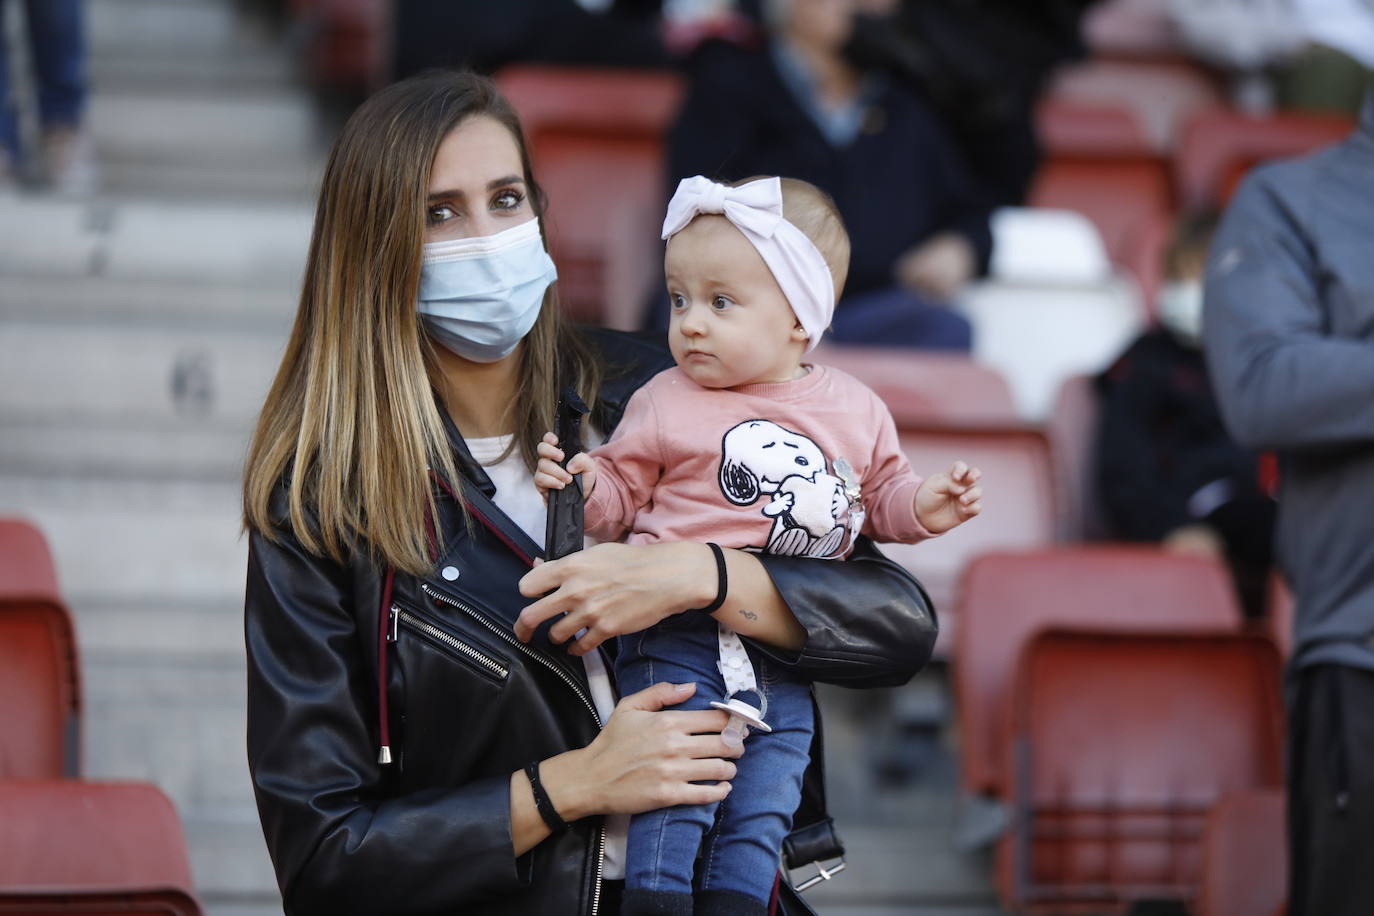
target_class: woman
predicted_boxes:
[243,70,936,915]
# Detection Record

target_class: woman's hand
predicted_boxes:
[515,541,714,655]
[511,682,739,855]
[543,682,740,818]
[914,460,983,534]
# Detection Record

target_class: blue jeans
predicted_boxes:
[0,0,86,157]
[616,612,815,905]
[829,286,973,351]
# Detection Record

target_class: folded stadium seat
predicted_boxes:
[0,517,80,780]
[0,781,202,915]
[808,345,1019,427]
[1046,373,1108,543]
[496,66,684,331]
[955,547,1243,802]
[1036,100,1153,158]
[1266,574,1294,661]
[880,426,1055,656]
[1195,789,1287,916]
[1175,108,1354,208]
[1029,153,1173,281]
[997,631,1284,914]
[1080,0,1188,60]
[1047,57,1226,150]
[957,271,1145,422]
[289,0,388,94]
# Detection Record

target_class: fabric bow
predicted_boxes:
[660,175,835,352]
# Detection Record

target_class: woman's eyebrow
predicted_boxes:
[427,176,524,203]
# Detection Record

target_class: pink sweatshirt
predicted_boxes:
[584,365,934,558]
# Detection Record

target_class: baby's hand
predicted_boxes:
[534,432,597,499]
[913,460,983,535]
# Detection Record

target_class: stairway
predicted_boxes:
[0,2,1006,913]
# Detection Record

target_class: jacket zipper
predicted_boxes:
[390,607,509,680]
[420,583,601,725]
[420,584,608,911]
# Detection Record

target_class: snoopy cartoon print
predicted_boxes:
[718,419,851,558]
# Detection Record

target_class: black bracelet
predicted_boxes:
[525,761,571,834]
[688,542,728,615]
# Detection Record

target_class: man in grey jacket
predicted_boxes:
[1205,90,1374,916]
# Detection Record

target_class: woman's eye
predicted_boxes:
[492,189,524,210]
[712,295,734,310]
[427,205,457,226]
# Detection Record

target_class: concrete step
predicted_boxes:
[88,0,254,59]
[0,273,298,329]
[0,475,245,604]
[0,319,284,423]
[0,417,253,481]
[0,195,315,284]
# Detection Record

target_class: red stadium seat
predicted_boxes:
[1195,789,1287,916]
[1046,373,1106,542]
[809,346,1020,427]
[1029,154,1173,277]
[289,0,388,93]
[880,427,1056,654]
[496,66,685,330]
[0,781,202,915]
[956,547,1243,799]
[1048,57,1226,149]
[1267,574,1294,661]
[1175,108,1354,207]
[0,517,80,780]
[1036,100,1153,158]
[997,631,1284,914]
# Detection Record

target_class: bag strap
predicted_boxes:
[781,691,846,884]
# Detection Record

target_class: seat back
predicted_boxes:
[1048,57,1225,149]
[0,781,202,915]
[1196,789,1287,916]
[998,631,1284,914]
[959,275,1145,421]
[1029,154,1173,274]
[809,346,1019,427]
[1037,100,1153,158]
[1175,108,1353,207]
[881,427,1055,654]
[956,547,1242,798]
[290,0,388,93]
[0,517,80,779]
[1046,373,1105,542]
[497,66,684,330]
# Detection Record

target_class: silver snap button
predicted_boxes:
[441,566,460,581]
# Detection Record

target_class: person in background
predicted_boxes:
[1095,211,1275,619]
[1205,90,1374,916]
[665,0,993,351]
[844,0,1103,209]
[0,0,95,192]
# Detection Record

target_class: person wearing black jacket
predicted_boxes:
[242,71,937,916]
[665,0,993,350]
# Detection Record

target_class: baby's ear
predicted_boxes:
[790,323,810,343]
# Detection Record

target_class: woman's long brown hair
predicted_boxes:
[243,71,601,574]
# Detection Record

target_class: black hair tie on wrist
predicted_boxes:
[688,542,728,615]
[525,761,571,834]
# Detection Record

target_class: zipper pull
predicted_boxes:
[388,607,399,642]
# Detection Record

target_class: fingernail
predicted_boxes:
[674,682,693,693]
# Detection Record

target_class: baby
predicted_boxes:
[536,175,982,916]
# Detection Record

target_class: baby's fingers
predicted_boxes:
[535,458,572,490]
[536,438,565,463]
[566,453,594,475]
[959,485,983,506]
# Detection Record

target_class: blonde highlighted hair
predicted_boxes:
[243,71,601,574]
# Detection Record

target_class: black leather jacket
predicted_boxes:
[245,330,938,915]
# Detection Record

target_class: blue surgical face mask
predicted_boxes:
[416,218,558,363]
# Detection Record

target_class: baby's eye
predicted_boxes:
[711,295,734,311]
[427,205,457,226]
[492,189,524,211]
[669,293,688,311]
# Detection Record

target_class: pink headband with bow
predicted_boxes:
[662,176,834,352]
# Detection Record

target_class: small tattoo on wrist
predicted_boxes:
[738,609,758,620]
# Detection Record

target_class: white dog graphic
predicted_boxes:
[718,419,850,558]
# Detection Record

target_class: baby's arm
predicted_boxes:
[535,433,599,498]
